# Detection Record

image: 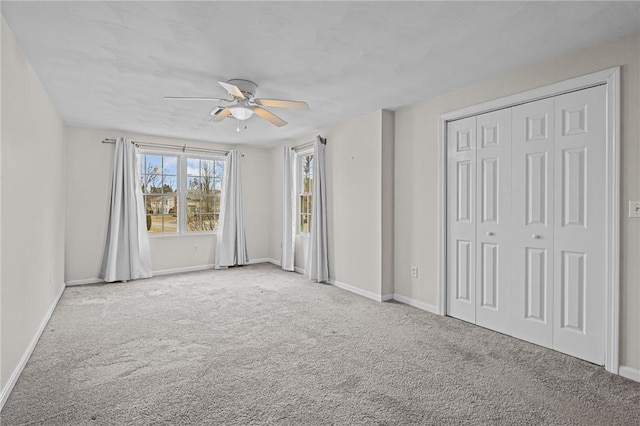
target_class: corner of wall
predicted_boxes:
[381,110,395,296]
[268,145,284,264]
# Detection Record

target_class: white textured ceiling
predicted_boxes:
[2,1,639,147]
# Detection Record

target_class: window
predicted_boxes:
[141,154,178,233]
[298,152,313,234]
[186,157,224,232]
[139,152,225,234]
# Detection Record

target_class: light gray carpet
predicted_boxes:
[2,263,639,425]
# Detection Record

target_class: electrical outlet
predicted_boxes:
[193,245,198,252]
[629,201,640,218]
[411,266,418,278]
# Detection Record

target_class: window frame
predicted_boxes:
[184,154,225,235]
[140,151,180,235]
[296,149,314,235]
[138,148,226,237]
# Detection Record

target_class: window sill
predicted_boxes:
[148,231,218,238]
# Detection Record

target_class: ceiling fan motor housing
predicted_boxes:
[227,79,258,99]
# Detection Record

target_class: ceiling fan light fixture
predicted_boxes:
[228,105,254,120]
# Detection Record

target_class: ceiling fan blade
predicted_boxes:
[218,81,245,99]
[251,106,287,127]
[164,96,233,101]
[210,107,231,122]
[254,99,309,109]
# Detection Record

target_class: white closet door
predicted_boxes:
[447,116,476,323]
[552,85,606,364]
[511,98,555,349]
[475,109,512,334]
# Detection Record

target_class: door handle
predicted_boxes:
[486,231,495,236]
[532,234,541,239]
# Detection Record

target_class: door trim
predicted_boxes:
[437,67,620,373]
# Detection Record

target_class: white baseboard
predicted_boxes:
[392,293,440,315]
[67,260,283,286]
[330,279,387,302]
[69,264,218,283]
[0,283,65,412]
[152,264,215,276]
[619,366,640,383]
[246,258,281,266]
[381,293,394,302]
[288,268,391,303]
[65,277,104,286]
[267,258,281,266]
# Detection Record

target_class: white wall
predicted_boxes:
[0,15,4,394]
[394,32,640,370]
[64,126,272,284]
[271,110,393,299]
[1,18,66,396]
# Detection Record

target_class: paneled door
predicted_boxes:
[475,109,512,334]
[511,97,555,349]
[552,85,606,364]
[446,85,607,365]
[447,116,477,323]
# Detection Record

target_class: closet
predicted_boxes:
[446,85,606,365]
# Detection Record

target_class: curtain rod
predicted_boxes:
[292,135,326,152]
[102,138,230,156]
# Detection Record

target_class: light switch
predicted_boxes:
[629,201,640,218]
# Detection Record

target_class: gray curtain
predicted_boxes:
[99,137,152,282]
[282,146,296,271]
[216,150,248,268]
[305,136,329,282]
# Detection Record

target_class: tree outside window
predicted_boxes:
[299,153,313,233]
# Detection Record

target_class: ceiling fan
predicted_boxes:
[164,79,308,128]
